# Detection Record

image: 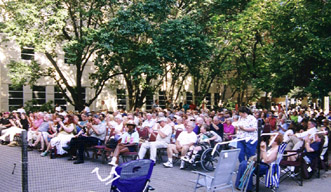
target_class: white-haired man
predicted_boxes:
[163,121,197,169]
[138,117,172,162]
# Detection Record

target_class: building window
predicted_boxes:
[158,91,166,109]
[186,92,193,105]
[117,89,126,110]
[54,86,67,111]
[145,92,154,110]
[32,86,46,107]
[21,46,35,60]
[8,85,24,111]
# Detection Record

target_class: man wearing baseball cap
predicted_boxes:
[138,117,172,162]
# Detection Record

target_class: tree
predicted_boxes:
[267,0,331,99]
[2,0,121,111]
[208,0,273,106]
[93,0,212,110]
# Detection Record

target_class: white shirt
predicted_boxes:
[295,127,317,139]
[237,114,258,140]
[55,106,61,112]
[17,108,26,114]
[177,131,197,146]
[142,119,155,129]
[84,106,90,113]
[156,124,172,143]
[174,124,185,131]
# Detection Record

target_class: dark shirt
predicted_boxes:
[305,141,321,162]
[210,123,224,139]
[193,125,200,135]
[20,119,29,130]
[1,118,11,128]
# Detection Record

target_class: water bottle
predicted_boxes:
[98,140,101,146]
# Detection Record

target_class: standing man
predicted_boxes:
[138,117,172,162]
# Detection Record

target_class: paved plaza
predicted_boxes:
[1,145,331,192]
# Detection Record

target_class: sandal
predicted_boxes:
[38,149,44,152]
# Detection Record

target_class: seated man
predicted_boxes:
[301,133,323,163]
[68,114,106,164]
[163,121,197,169]
[285,120,317,151]
[0,112,15,136]
[138,117,172,162]
[141,113,155,131]
[109,120,139,166]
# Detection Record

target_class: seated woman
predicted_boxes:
[41,115,76,157]
[235,134,283,191]
[0,112,28,146]
[108,120,139,166]
[181,124,222,164]
[223,118,235,141]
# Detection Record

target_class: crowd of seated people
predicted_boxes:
[0,103,330,177]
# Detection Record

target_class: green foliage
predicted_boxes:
[267,0,331,98]
[8,60,43,88]
[24,100,54,113]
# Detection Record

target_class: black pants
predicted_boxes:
[69,136,101,160]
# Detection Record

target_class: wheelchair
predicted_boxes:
[184,142,222,172]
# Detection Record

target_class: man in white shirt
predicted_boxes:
[285,120,317,151]
[163,121,197,169]
[17,105,26,114]
[141,113,155,130]
[138,117,172,162]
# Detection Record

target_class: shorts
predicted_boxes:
[127,145,137,152]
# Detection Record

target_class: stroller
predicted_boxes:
[110,159,155,192]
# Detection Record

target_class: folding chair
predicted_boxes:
[279,141,306,186]
[192,149,240,192]
[264,142,288,190]
[310,139,325,178]
[110,159,155,192]
[92,127,114,164]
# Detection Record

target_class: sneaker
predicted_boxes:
[181,156,189,162]
[40,151,49,157]
[180,160,185,169]
[163,161,173,168]
[108,158,117,166]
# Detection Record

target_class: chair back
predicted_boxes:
[138,128,149,140]
[275,142,288,164]
[211,149,240,187]
[149,131,158,142]
[265,142,288,188]
[175,129,183,139]
[112,159,155,192]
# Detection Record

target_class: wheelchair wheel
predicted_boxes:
[200,148,220,172]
